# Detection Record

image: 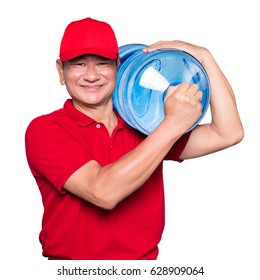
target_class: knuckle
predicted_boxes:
[182,81,190,87]
[191,83,199,90]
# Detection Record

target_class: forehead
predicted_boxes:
[69,54,112,62]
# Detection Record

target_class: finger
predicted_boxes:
[181,83,203,103]
[143,41,174,53]
[196,90,203,102]
[164,85,179,101]
[174,82,190,94]
[186,83,199,96]
[143,40,188,53]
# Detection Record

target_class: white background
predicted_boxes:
[1,0,259,279]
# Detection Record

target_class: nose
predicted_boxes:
[83,62,100,82]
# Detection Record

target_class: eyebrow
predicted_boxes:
[69,55,111,62]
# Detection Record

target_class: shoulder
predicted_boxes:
[26,109,64,134]
[25,107,78,148]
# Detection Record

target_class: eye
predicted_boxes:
[74,62,85,67]
[68,59,86,67]
[97,60,116,67]
[97,61,109,66]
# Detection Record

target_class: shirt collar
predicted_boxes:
[64,99,129,129]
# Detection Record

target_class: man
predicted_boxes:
[25,17,243,260]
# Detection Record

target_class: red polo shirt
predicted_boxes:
[25,99,190,260]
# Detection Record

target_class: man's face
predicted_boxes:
[56,54,118,107]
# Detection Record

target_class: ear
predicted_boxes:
[116,56,120,68]
[56,59,65,85]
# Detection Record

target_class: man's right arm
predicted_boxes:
[63,83,202,210]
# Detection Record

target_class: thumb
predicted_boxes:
[164,85,179,101]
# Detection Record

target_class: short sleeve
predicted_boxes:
[164,131,191,162]
[25,116,93,192]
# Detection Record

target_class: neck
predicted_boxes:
[73,100,118,135]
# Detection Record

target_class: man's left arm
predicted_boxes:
[144,41,244,159]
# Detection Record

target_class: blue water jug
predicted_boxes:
[112,44,210,135]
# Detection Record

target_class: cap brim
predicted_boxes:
[60,48,118,61]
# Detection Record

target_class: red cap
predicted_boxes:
[59,17,118,61]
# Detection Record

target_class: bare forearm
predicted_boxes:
[94,81,204,208]
[94,121,183,209]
